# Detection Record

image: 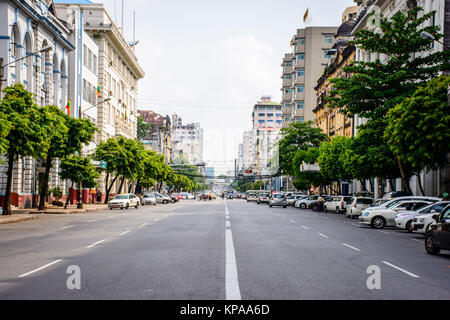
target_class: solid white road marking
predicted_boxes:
[318,233,329,239]
[18,259,63,278]
[302,225,309,230]
[382,261,420,278]
[120,231,130,236]
[224,202,241,300]
[342,243,360,252]
[62,225,75,230]
[86,239,107,248]
[225,220,231,228]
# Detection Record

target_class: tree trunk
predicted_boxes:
[128,182,133,194]
[389,179,395,191]
[64,181,74,209]
[360,179,368,191]
[117,177,125,194]
[2,155,15,215]
[105,172,109,197]
[77,181,83,209]
[337,181,342,195]
[416,171,425,196]
[397,157,412,194]
[38,156,53,211]
[104,175,118,204]
[369,179,374,193]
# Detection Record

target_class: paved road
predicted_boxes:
[0,199,449,299]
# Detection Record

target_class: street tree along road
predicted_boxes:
[0,200,448,299]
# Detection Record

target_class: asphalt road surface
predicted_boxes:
[0,199,449,300]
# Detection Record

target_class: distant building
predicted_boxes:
[171,114,204,165]
[206,167,215,184]
[281,26,338,128]
[138,110,172,163]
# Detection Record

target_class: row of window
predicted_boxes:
[283,85,304,93]
[82,79,98,105]
[257,113,282,117]
[292,35,332,46]
[284,102,304,109]
[83,45,98,74]
[258,120,283,124]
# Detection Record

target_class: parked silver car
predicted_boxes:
[269,193,287,208]
[141,193,157,206]
[108,194,140,210]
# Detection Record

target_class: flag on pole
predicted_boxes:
[96,85,102,98]
[303,9,309,23]
[65,100,71,116]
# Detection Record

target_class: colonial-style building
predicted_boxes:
[0,0,74,208]
[138,110,172,163]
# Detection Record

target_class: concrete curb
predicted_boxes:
[0,215,38,225]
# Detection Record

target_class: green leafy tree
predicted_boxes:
[385,75,450,195]
[318,136,353,194]
[59,155,100,209]
[38,106,96,210]
[137,116,151,140]
[0,84,52,215]
[292,147,328,192]
[278,121,328,176]
[329,7,450,192]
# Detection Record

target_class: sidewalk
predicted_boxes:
[0,213,38,225]
[12,204,109,215]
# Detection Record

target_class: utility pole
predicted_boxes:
[0,58,4,95]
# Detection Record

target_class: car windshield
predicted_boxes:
[143,194,155,198]
[273,194,284,198]
[371,199,389,207]
[260,194,269,197]
[114,195,128,200]
[249,193,256,197]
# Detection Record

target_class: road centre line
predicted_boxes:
[18,259,63,278]
[86,239,107,248]
[290,220,296,224]
[225,220,231,228]
[119,231,130,236]
[224,202,241,300]
[382,261,420,278]
[342,243,361,252]
[302,225,309,230]
[61,225,75,230]
[318,233,329,239]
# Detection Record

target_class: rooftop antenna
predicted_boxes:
[121,0,124,34]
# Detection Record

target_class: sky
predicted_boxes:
[98,0,356,174]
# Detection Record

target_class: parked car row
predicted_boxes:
[108,192,181,210]
[246,192,288,208]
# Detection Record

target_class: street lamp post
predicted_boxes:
[0,45,52,95]
[420,31,450,49]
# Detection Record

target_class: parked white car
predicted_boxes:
[394,201,449,232]
[363,196,440,213]
[141,193,157,206]
[324,196,353,213]
[108,193,140,210]
[410,201,450,234]
[286,195,306,206]
[247,193,258,202]
[359,200,434,229]
[345,197,374,218]
[295,195,319,209]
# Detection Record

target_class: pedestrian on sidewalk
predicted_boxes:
[97,189,102,204]
[91,188,97,204]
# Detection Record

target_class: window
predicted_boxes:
[276,120,282,124]
[276,113,281,117]
[258,120,265,124]
[267,113,274,117]
[284,103,290,108]
[285,117,291,121]
[297,102,304,109]
[324,50,332,58]
[296,85,304,93]
[285,74,292,80]
[325,35,333,44]
[258,113,265,117]
[297,38,305,45]
[297,69,305,77]
[286,61,292,67]
[284,88,291,94]
[267,120,274,122]
[297,117,304,123]
[297,53,305,60]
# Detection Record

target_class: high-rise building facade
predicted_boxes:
[252,97,282,176]
[171,114,204,165]
[281,26,338,128]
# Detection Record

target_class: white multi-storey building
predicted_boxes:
[0,0,75,208]
[171,114,204,165]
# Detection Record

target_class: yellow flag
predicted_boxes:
[303,8,309,23]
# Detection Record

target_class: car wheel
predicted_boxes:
[406,220,413,233]
[135,203,139,209]
[283,206,287,208]
[345,211,350,218]
[269,205,272,208]
[324,206,328,213]
[109,208,113,210]
[425,233,440,255]
[300,203,306,209]
[371,216,386,229]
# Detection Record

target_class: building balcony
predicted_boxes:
[283,66,293,74]
[294,108,304,117]
[293,91,305,101]
[282,106,293,116]
[282,79,292,87]
[295,44,305,53]
[282,92,292,101]
[295,59,305,69]
[294,75,305,85]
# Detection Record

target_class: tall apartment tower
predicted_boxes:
[171,114,204,165]
[281,26,338,128]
